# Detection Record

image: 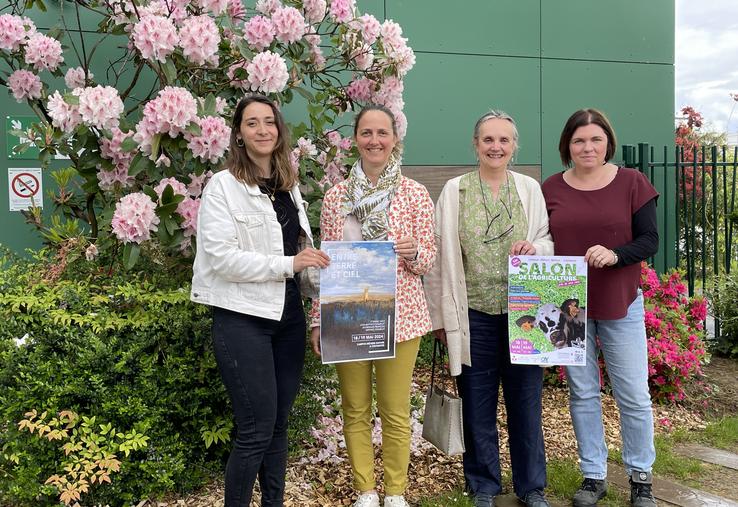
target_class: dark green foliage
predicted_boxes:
[0,248,229,505]
[712,270,738,357]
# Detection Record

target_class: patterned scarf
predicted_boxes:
[343,155,402,240]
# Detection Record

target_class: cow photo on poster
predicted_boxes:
[508,255,588,366]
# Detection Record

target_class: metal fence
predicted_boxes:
[623,143,737,291]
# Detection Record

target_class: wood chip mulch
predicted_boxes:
[149,367,708,507]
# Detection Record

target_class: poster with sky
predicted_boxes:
[319,241,397,364]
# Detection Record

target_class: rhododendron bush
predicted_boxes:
[1,0,414,267]
[545,264,708,404]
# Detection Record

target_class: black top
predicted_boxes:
[259,179,300,257]
[613,197,659,267]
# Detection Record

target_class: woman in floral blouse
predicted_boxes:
[424,111,553,507]
[309,104,436,507]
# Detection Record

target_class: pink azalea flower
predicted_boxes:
[7,69,42,102]
[111,192,160,244]
[346,77,375,102]
[24,33,64,72]
[154,177,189,201]
[271,6,306,44]
[247,50,289,93]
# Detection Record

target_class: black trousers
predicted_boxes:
[212,280,306,507]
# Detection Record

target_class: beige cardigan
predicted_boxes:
[423,171,554,376]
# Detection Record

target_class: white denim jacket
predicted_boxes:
[191,169,317,320]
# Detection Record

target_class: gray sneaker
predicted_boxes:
[572,478,607,507]
[522,489,550,507]
[630,471,657,507]
[473,492,494,507]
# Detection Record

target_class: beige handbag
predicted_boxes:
[422,339,465,456]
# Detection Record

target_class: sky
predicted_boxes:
[676,0,738,138]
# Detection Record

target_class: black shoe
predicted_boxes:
[630,471,657,507]
[522,489,550,507]
[572,478,607,507]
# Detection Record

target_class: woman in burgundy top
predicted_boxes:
[541,109,658,507]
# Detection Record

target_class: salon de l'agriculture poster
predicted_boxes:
[508,255,587,366]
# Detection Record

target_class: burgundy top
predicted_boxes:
[542,167,659,320]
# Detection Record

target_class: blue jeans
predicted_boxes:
[457,310,547,498]
[566,291,655,479]
[212,280,306,507]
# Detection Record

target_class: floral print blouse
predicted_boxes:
[309,176,437,342]
[458,171,528,315]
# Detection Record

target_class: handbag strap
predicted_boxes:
[430,338,458,396]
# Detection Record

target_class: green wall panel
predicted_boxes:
[387,0,540,56]
[541,0,674,64]
[29,2,105,32]
[401,53,541,166]
[540,59,674,177]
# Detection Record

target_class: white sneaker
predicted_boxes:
[353,491,380,507]
[384,495,410,507]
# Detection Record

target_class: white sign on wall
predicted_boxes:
[8,167,43,211]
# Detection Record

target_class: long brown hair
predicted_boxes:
[225,94,296,190]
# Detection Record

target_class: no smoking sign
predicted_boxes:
[8,168,43,211]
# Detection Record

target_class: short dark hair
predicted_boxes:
[226,94,296,190]
[558,109,617,167]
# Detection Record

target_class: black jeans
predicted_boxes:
[457,309,546,499]
[212,280,306,507]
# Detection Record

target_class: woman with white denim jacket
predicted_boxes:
[191,94,329,507]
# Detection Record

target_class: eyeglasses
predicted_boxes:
[479,171,515,243]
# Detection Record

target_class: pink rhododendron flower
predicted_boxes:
[243,15,275,51]
[111,192,160,244]
[255,0,280,15]
[247,51,289,93]
[154,177,189,199]
[303,0,326,23]
[0,14,34,51]
[143,86,199,137]
[346,77,375,102]
[380,19,405,51]
[197,0,228,15]
[326,130,342,147]
[305,34,326,68]
[77,86,124,131]
[358,13,380,44]
[372,75,404,108]
[179,15,220,66]
[47,91,83,132]
[178,197,200,238]
[271,6,306,44]
[98,163,135,190]
[394,45,416,76]
[64,67,93,89]
[226,0,247,22]
[186,115,230,163]
[132,15,178,63]
[297,137,318,157]
[329,0,355,23]
[7,70,42,102]
[142,0,190,23]
[100,126,134,168]
[187,170,214,197]
[339,137,352,151]
[227,61,251,89]
[352,44,373,70]
[394,109,407,139]
[24,33,64,72]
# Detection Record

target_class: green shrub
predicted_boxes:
[712,269,738,357]
[0,247,229,505]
